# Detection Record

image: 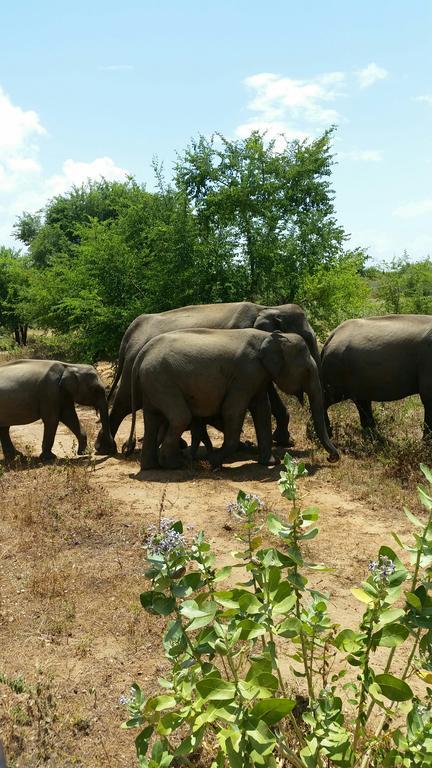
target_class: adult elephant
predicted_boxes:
[321,314,432,438]
[123,328,339,470]
[0,359,116,462]
[96,301,321,453]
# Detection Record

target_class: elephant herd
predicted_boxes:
[1,301,432,469]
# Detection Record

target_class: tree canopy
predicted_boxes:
[1,129,426,361]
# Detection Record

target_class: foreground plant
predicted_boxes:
[122,457,432,767]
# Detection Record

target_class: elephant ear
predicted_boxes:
[259,332,284,380]
[254,309,282,332]
[60,367,80,399]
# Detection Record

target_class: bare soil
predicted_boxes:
[0,374,430,766]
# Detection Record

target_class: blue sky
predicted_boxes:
[1,0,431,262]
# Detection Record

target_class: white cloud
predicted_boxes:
[338,149,383,162]
[236,70,345,145]
[393,198,432,219]
[0,83,129,247]
[99,64,134,72]
[355,62,388,89]
[45,157,129,197]
[415,95,432,106]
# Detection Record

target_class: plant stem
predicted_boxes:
[352,609,376,754]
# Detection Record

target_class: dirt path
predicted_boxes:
[10,409,412,630]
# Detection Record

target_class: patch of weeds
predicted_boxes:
[0,669,57,764]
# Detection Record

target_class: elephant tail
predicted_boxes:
[122,364,139,456]
[107,358,123,403]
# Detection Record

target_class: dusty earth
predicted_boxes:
[0,379,428,767]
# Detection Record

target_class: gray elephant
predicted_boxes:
[321,314,432,438]
[96,301,320,453]
[124,328,339,470]
[0,359,116,463]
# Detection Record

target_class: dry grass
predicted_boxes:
[0,461,165,767]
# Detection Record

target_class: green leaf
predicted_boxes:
[374,674,413,702]
[333,629,362,653]
[372,623,410,648]
[180,599,217,630]
[418,484,432,511]
[375,608,405,630]
[146,695,176,712]
[351,587,374,605]
[135,726,153,756]
[301,506,319,521]
[214,566,232,582]
[276,616,302,638]
[250,698,295,725]
[420,463,432,485]
[237,618,267,640]
[196,677,236,701]
[404,506,424,528]
[140,590,176,616]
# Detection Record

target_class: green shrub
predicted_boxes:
[121,455,432,767]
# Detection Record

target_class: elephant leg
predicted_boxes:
[40,414,59,462]
[210,397,246,466]
[268,384,293,446]
[159,420,191,468]
[190,420,213,459]
[419,387,432,439]
[60,402,87,455]
[355,400,377,435]
[0,427,23,462]
[249,393,276,465]
[140,410,164,469]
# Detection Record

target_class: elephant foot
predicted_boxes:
[77,438,88,456]
[95,434,117,455]
[179,438,188,450]
[258,453,280,467]
[40,451,57,464]
[159,456,186,470]
[122,438,136,456]
[3,450,25,466]
[272,430,295,447]
[238,439,256,452]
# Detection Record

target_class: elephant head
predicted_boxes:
[253,305,321,375]
[60,365,116,453]
[259,332,339,462]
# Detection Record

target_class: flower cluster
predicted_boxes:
[146,518,186,556]
[227,493,265,518]
[368,555,396,583]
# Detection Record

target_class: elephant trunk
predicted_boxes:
[306,366,339,463]
[95,393,116,454]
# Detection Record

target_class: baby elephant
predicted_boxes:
[125,328,339,470]
[0,359,116,463]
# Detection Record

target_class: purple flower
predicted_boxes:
[146,518,186,555]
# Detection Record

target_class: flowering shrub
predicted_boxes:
[122,455,432,767]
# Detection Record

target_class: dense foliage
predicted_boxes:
[0,130,430,360]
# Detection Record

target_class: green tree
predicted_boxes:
[297,251,371,338]
[377,254,432,314]
[176,129,347,303]
[0,247,30,345]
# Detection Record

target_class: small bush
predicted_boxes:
[122,455,432,767]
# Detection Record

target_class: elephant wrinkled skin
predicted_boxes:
[124,328,339,470]
[0,359,115,462]
[321,314,432,438]
[96,301,321,453]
